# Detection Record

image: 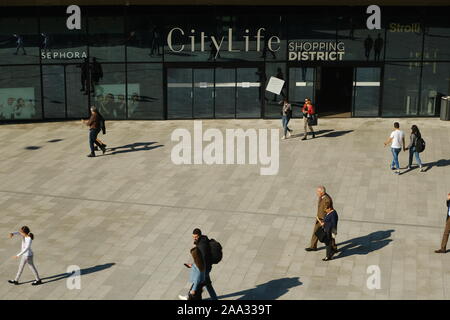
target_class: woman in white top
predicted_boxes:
[8,226,42,286]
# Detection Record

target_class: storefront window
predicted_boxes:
[66,64,89,118]
[42,65,66,118]
[88,8,125,62]
[384,8,423,61]
[93,64,126,119]
[420,62,450,116]
[0,66,42,120]
[382,62,421,116]
[337,8,385,62]
[127,64,163,119]
[39,7,88,65]
[126,8,163,62]
[423,13,450,61]
[0,7,39,65]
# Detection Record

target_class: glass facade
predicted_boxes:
[0,5,449,121]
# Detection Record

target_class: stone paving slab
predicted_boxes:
[0,118,449,300]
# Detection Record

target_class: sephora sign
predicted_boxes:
[167,27,281,57]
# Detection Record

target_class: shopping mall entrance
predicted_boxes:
[288,65,382,117]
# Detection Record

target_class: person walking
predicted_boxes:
[82,106,106,157]
[280,99,292,140]
[405,125,424,172]
[94,109,107,153]
[306,186,334,252]
[435,193,450,254]
[319,205,339,261]
[8,226,42,286]
[179,247,206,300]
[192,228,218,300]
[302,98,315,140]
[384,122,405,174]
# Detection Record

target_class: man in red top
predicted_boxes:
[302,98,315,140]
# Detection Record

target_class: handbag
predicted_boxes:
[307,114,318,126]
[315,226,328,243]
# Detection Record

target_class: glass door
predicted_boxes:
[215,68,236,118]
[288,67,315,118]
[193,68,214,118]
[167,68,192,119]
[236,68,261,118]
[352,67,381,117]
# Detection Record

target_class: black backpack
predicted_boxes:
[209,239,222,264]
[415,136,426,153]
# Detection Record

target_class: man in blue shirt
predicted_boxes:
[435,193,450,253]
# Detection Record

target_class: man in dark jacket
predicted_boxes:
[435,193,450,253]
[192,228,218,300]
[82,106,105,157]
[320,205,339,261]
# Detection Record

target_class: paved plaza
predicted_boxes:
[0,117,449,300]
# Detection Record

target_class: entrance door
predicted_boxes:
[167,68,192,119]
[167,66,262,119]
[318,67,353,117]
[236,68,261,118]
[288,67,315,118]
[352,67,381,117]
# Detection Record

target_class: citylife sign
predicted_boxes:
[167,27,281,57]
[288,41,345,61]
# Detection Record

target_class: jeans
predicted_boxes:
[89,128,101,154]
[203,266,218,300]
[408,146,423,167]
[281,116,289,136]
[390,147,401,169]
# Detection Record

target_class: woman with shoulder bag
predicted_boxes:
[302,98,315,140]
[405,125,424,172]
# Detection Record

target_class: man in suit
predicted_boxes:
[435,193,450,254]
[306,186,336,252]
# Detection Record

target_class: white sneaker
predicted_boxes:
[178,295,188,300]
[281,135,286,140]
[287,131,291,138]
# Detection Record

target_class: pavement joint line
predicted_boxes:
[0,189,443,230]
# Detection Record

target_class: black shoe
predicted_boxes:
[301,137,307,141]
[312,134,315,139]
[435,249,446,253]
[305,247,317,252]
[8,280,18,285]
[31,280,42,286]
[87,153,95,158]
[100,145,106,154]
[94,146,99,151]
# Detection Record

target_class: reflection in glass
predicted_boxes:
[420,62,450,116]
[236,68,261,118]
[93,64,126,119]
[352,68,380,117]
[288,67,315,118]
[42,65,65,118]
[0,66,41,120]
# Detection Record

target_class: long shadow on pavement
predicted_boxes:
[216,277,302,300]
[332,230,395,260]
[18,263,115,285]
[423,159,450,172]
[102,142,164,156]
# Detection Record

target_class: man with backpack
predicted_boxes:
[192,228,219,300]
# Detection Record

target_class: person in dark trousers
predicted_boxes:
[435,193,450,254]
[78,58,90,94]
[178,247,205,300]
[8,226,42,286]
[82,106,105,157]
[302,98,315,140]
[306,186,334,252]
[374,33,383,61]
[90,57,103,96]
[192,228,218,300]
[364,35,373,61]
[405,125,424,172]
[94,110,107,153]
[13,34,26,55]
[319,205,339,261]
